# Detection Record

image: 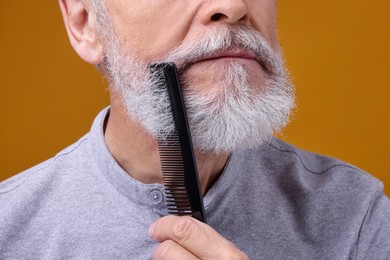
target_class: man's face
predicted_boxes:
[94,0,294,153]
[101,0,278,96]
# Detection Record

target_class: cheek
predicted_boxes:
[250,0,278,48]
[109,0,197,60]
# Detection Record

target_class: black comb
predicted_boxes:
[152,62,206,223]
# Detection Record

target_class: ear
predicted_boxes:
[59,0,103,65]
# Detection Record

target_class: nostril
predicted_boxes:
[211,13,224,21]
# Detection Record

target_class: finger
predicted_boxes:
[149,215,247,259]
[152,240,198,260]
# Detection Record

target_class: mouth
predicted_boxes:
[197,49,257,62]
[187,48,270,73]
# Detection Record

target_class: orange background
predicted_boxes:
[1,1,389,195]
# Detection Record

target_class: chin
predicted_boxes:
[182,61,267,97]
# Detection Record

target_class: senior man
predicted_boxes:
[1,0,390,259]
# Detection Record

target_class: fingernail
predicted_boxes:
[148,221,156,238]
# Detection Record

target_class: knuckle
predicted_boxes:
[172,217,196,242]
[153,240,175,260]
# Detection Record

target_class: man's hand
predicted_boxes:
[148,215,249,259]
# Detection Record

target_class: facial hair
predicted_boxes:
[93,1,295,154]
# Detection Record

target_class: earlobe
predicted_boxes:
[59,0,103,65]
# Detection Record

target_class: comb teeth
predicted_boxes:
[158,134,193,216]
[154,63,206,222]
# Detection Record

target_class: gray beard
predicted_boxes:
[98,20,295,153]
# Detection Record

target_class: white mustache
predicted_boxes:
[156,25,282,76]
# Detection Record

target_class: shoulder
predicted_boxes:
[0,133,91,197]
[232,138,386,224]
[0,133,96,249]
[250,138,382,191]
[233,139,390,257]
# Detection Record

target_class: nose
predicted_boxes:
[199,0,250,25]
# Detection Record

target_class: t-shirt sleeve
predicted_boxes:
[356,190,390,260]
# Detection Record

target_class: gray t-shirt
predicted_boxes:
[1,108,390,259]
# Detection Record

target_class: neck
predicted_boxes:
[104,96,229,195]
